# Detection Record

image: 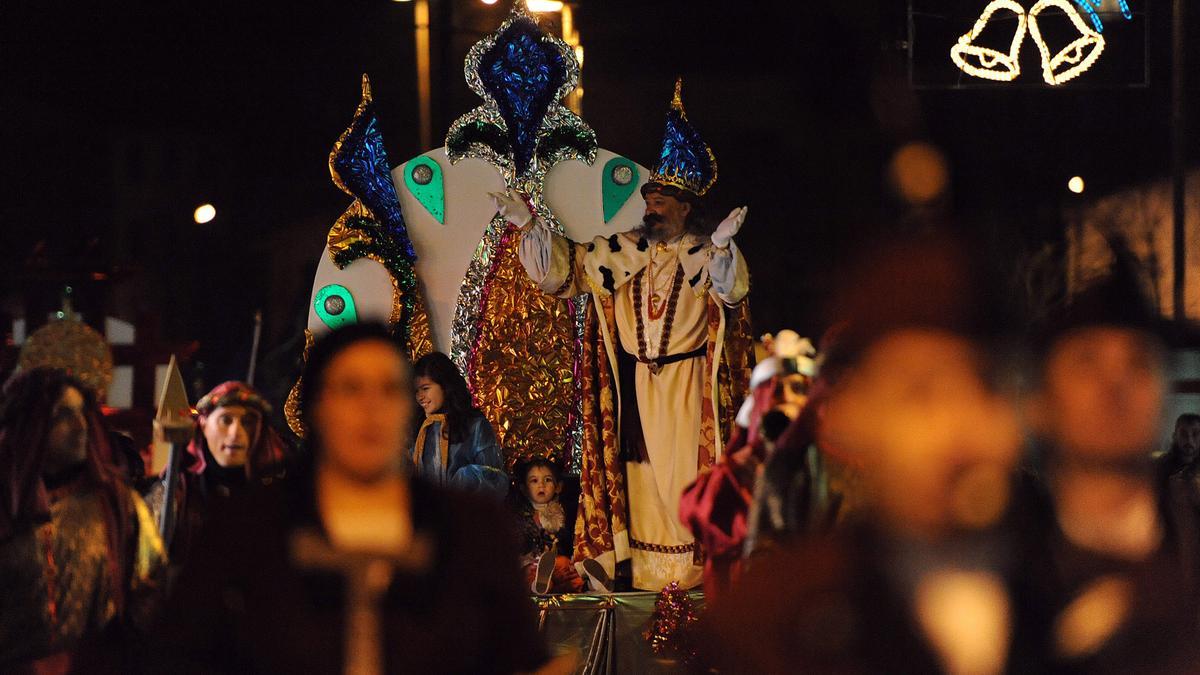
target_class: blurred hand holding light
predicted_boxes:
[193,203,216,224]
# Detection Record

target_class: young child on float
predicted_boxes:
[512,457,613,594]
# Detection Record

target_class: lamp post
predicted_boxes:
[393,0,433,150]
[415,0,433,150]
[1172,0,1187,320]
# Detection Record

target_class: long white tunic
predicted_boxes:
[519,223,748,590]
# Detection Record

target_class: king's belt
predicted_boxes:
[636,346,706,373]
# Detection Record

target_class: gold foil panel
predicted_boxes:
[467,223,578,471]
[405,287,434,363]
[284,329,315,438]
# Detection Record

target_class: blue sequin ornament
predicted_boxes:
[329,76,416,261]
[478,18,568,177]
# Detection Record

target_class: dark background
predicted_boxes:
[1,0,1194,398]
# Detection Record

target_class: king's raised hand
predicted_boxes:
[711,206,748,249]
[489,190,533,229]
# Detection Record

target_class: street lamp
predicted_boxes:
[193,203,216,224]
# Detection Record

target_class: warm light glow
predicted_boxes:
[193,203,216,224]
[1069,176,1086,194]
[526,0,564,12]
[481,0,499,4]
[889,142,950,205]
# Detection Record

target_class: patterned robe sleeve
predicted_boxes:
[709,240,749,305]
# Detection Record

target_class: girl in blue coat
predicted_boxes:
[411,352,508,497]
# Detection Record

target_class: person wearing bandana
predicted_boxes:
[145,381,291,568]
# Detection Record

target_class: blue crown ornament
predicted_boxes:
[647,78,718,197]
[446,1,596,188]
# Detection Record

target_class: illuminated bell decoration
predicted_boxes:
[950,0,1027,82]
[950,0,1113,86]
[1028,0,1106,86]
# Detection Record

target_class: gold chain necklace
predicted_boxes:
[647,239,682,317]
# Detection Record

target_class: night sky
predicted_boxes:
[2,0,1195,397]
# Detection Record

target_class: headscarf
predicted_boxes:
[186,381,288,479]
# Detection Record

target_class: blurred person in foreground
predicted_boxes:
[0,368,166,672]
[697,233,1046,674]
[1024,242,1200,672]
[741,321,869,560]
[679,330,816,600]
[145,380,291,569]
[151,323,560,674]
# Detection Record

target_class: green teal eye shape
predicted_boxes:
[403,155,445,224]
[315,284,358,330]
[601,156,640,223]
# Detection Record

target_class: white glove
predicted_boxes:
[711,206,747,249]
[490,191,533,229]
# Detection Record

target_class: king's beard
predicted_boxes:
[642,213,683,242]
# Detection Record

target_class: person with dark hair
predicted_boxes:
[495,78,755,591]
[511,457,585,594]
[411,352,507,497]
[152,323,554,674]
[0,367,166,671]
[1159,413,1200,475]
[1024,241,1200,671]
[144,380,292,567]
[1156,413,1200,599]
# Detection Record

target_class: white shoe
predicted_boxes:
[582,558,614,594]
[532,550,555,595]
